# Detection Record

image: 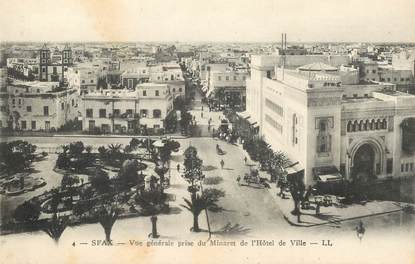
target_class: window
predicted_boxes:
[401,78,404,82]
[387,159,393,174]
[153,109,161,118]
[140,109,148,117]
[179,88,182,92]
[155,90,159,96]
[99,109,106,118]
[353,94,358,98]
[18,99,22,105]
[43,106,49,116]
[226,76,229,81]
[37,89,40,93]
[42,68,46,73]
[86,109,93,118]
[72,99,74,106]
[126,109,133,116]
[82,80,85,84]
[61,102,64,110]
[401,164,405,172]
[242,76,246,81]
[172,88,176,92]
[31,121,36,130]
[372,70,376,74]
[411,163,414,171]
[154,124,160,129]
[143,90,147,96]
[387,78,391,82]
[21,120,26,130]
[233,76,237,81]
[317,118,331,153]
[364,94,369,98]
[90,80,94,83]
[218,76,222,81]
[113,109,120,117]
[128,79,133,89]
[405,163,409,172]
[266,71,271,78]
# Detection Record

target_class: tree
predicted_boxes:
[164,111,178,132]
[182,146,204,193]
[97,204,119,243]
[61,174,80,189]
[90,168,112,194]
[41,213,68,244]
[129,138,141,151]
[13,200,41,222]
[287,172,306,222]
[69,141,85,157]
[117,159,141,188]
[181,188,224,232]
[98,146,108,160]
[180,110,193,134]
[0,140,37,174]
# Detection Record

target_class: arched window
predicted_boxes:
[353,120,358,132]
[375,119,381,129]
[153,109,161,118]
[347,121,352,132]
[370,119,375,130]
[359,120,364,131]
[382,118,387,129]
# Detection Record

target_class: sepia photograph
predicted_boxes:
[0,0,414,263]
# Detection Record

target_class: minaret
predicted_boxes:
[39,44,50,81]
[62,44,73,83]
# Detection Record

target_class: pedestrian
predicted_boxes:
[244,156,247,164]
[220,159,224,169]
[201,112,203,118]
[177,164,180,172]
[202,106,204,111]
[236,175,241,185]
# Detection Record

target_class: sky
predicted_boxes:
[1,0,414,43]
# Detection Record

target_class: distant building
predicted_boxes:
[204,69,248,109]
[38,44,73,83]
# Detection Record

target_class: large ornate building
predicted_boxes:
[246,55,415,185]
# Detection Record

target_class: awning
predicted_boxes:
[237,111,251,119]
[285,162,304,175]
[318,173,343,182]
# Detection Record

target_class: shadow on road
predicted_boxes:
[212,222,251,237]
[202,165,218,171]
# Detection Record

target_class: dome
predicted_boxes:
[297,63,338,72]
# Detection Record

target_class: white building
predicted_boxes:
[81,83,173,134]
[5,81,80,131]
[246,55,415,186]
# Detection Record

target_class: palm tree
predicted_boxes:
[42,213,68,244]
[181,188,224,232]
[97,205,119,243]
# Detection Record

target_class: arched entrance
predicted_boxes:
[352,144,376,182]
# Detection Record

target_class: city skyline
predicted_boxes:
[1,0,415,43]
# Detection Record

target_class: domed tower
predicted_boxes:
[39,44,50,81]
[62,44,73,83]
